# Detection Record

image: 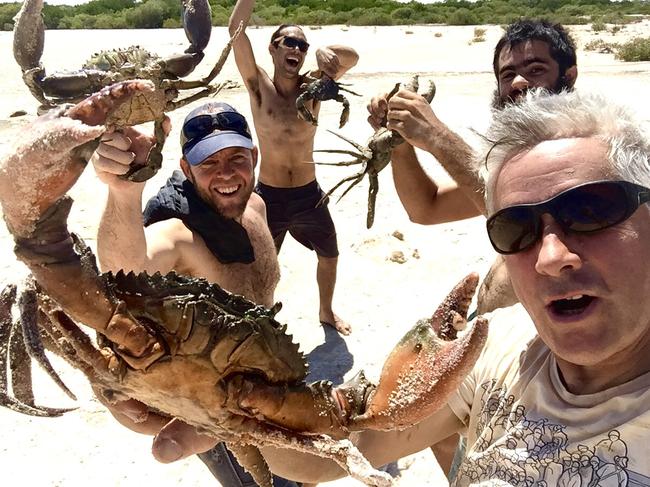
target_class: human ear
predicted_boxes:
[565,65,578,88]
[180,158,191,178]
[251,146,259,169]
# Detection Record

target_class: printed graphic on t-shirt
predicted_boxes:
[454,379,650,486]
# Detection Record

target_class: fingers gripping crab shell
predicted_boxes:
[12,0,241,182]
[0,81,488,487]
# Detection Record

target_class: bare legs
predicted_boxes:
[316,255,351,335]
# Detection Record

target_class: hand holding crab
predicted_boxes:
[296,74,360,128]
[12,0,241,182]
[314,75,436,228]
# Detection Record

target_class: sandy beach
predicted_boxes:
[1,21,649,486]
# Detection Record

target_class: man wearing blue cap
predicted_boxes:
[92,101,299,486]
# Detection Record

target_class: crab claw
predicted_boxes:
[12,0,45,71]
[296,95,318,126]
[349,273,488,431]
[182,0,212,54]
[228,274,487,437]
[0,80,163,364]
[0,79,155,238]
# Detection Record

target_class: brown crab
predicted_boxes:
[314,75,436,228]
[12,0,241,182]
[0,80,487,487]
[296,74,360,128]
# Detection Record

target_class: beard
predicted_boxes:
[188,172,254,221]
[491,74,573,111]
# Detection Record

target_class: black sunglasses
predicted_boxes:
[182,112,251,151]
[275,36,309,53]
[486,180,650,255]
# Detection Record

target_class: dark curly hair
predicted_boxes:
[493,19,577,76]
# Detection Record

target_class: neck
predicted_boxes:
[273,71,301,96]
[556,331,650,394]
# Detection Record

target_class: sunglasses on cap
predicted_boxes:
[486,180,650,255]
[275,36,309,53]
[182,112,251,151]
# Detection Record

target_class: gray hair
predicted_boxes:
[479,90,650,213]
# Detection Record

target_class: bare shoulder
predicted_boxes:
[246,192,267,221]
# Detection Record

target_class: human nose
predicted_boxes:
[534,215,582,277]
[511,73,529,91]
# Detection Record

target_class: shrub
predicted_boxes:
[584,39,618,52]
[616,36,650,61]
[591,20,606,31]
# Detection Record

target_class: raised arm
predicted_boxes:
[228,0,262,91]
[386,88,486,215]
[315,45,359,80]
[92,127,179,274]
[390,143,483,224]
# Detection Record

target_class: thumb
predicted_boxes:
[152,418,218,463]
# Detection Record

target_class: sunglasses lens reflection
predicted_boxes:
[282,36,309,52]
[487,181,649,254]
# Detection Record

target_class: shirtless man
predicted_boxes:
[228,0,359,335]
[366,19,578,475]
[93,101,298,486]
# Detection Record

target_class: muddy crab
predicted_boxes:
[315,75,436,228]
[12,0,240,182]
[0,81,487,486]
[296,74,360,128]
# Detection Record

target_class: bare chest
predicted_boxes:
[178,215,280,308]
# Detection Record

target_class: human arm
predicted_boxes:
[315,45,359,80]
[391,143,482,224]
[228,0,262,92]
[92,126,179,274]
[258,404,464,483]
[368,89,486,216]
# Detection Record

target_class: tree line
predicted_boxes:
[1,0,650,31]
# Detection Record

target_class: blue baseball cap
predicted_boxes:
[180,102,254,166]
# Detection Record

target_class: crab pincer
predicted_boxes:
[0,79,163,362]
[228,273,488,436]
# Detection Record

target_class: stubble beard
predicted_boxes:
[188,173,253,221]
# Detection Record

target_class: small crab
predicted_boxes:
[0,81,487,487]
[314,75,436,228]
[12,0,241,182]
[296,74,360,128]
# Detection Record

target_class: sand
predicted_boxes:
[1,21,649,487]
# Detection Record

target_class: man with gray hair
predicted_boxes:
[222,90,650,483]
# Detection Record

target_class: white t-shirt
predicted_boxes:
[448,304,650,486]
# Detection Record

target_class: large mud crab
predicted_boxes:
[296,74,360,128]
[12,0,240,182]
[0,81,487,487]
[315,75,436,228]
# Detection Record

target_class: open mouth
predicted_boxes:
[548,294,596,317]
[286,56,300,68]
[215,184,240,196]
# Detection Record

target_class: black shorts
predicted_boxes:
[255,180,339,258]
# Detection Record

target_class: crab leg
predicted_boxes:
[0,80,164,367]
[19,280,77,400]
[366,175,379,229]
